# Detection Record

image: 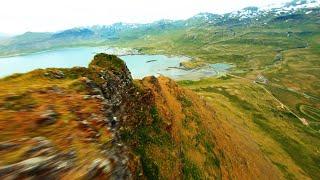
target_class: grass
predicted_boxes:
[89,53,125,71]
[273,162,296,180]
[196,86,257,111]
[126,77,234,178]
[178,76,320,179]
[178,95,193,108]
[181,152,203,180]
[121,105,173,179]
[136,146,160,180]
[204,141,220,168]
[253,115,320,179]
[1,92,37,111]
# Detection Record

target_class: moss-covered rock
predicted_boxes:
[89,53,126,72]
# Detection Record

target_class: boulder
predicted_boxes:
[0,142,19,151]
[37,109,58,125]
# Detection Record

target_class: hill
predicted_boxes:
[0,54,319,179]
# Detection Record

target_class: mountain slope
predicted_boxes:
[128,76,281,179]
[179,75,320,179]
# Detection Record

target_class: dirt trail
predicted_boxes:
[227,73,309,126]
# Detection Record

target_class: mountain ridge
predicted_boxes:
[0,0,319,57]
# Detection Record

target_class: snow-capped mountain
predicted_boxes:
[186,0,319,26]
[226,0,319,20]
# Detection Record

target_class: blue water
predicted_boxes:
[0,47,232,80]
[0,47,103,78]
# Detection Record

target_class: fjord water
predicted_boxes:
[0,47,231,80]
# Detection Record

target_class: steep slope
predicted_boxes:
[125,76,282,179]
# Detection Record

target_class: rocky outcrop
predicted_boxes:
[84,54,152,179]
[0,54,148,179]
[0,137,76,179]
[37,109,59,125]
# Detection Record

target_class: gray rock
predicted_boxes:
[0,142,19,151]
[91,95,105,100]
[86,159,101,178]
[86,158,111,179]
[52,70,65,79]
[25,137,53,156]
[91,88,103,95]
[64,150,77,159]
[83,95,91,100]
[37,109,58,125]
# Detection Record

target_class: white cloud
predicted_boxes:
[0,0,291,34]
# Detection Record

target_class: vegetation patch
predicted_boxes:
[182,153,203,180]
[253,115,320,179]
[198,86,256,111]
[272,162,296,180]
[136,147,160,180]
[1,93,37,111]
[122,106,173,179]
[89,53,126,71]
[178,95,193,108]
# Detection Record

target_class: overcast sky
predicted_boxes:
[0,0,292,34]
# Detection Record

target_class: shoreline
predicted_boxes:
[0,46,109,59]
[0,46,148,59]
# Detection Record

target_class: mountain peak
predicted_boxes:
[52,28,94,39]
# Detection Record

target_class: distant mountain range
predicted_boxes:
[0,0,319,57]
[0,33,11,40]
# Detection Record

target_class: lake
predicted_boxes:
[0,47,232,80]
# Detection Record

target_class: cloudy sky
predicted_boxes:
[0,0,292,34]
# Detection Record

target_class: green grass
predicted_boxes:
[204,141,220,168]
[178,95,193,108]
[181,153,203,180]
[273,162,296,180]
[253,113,320,179]
[121,106,174,179]
[1,92,37,111]
[178,76,320,179]
[89,53,126,71]
[136,146,160,180]
[196,86,257,111]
